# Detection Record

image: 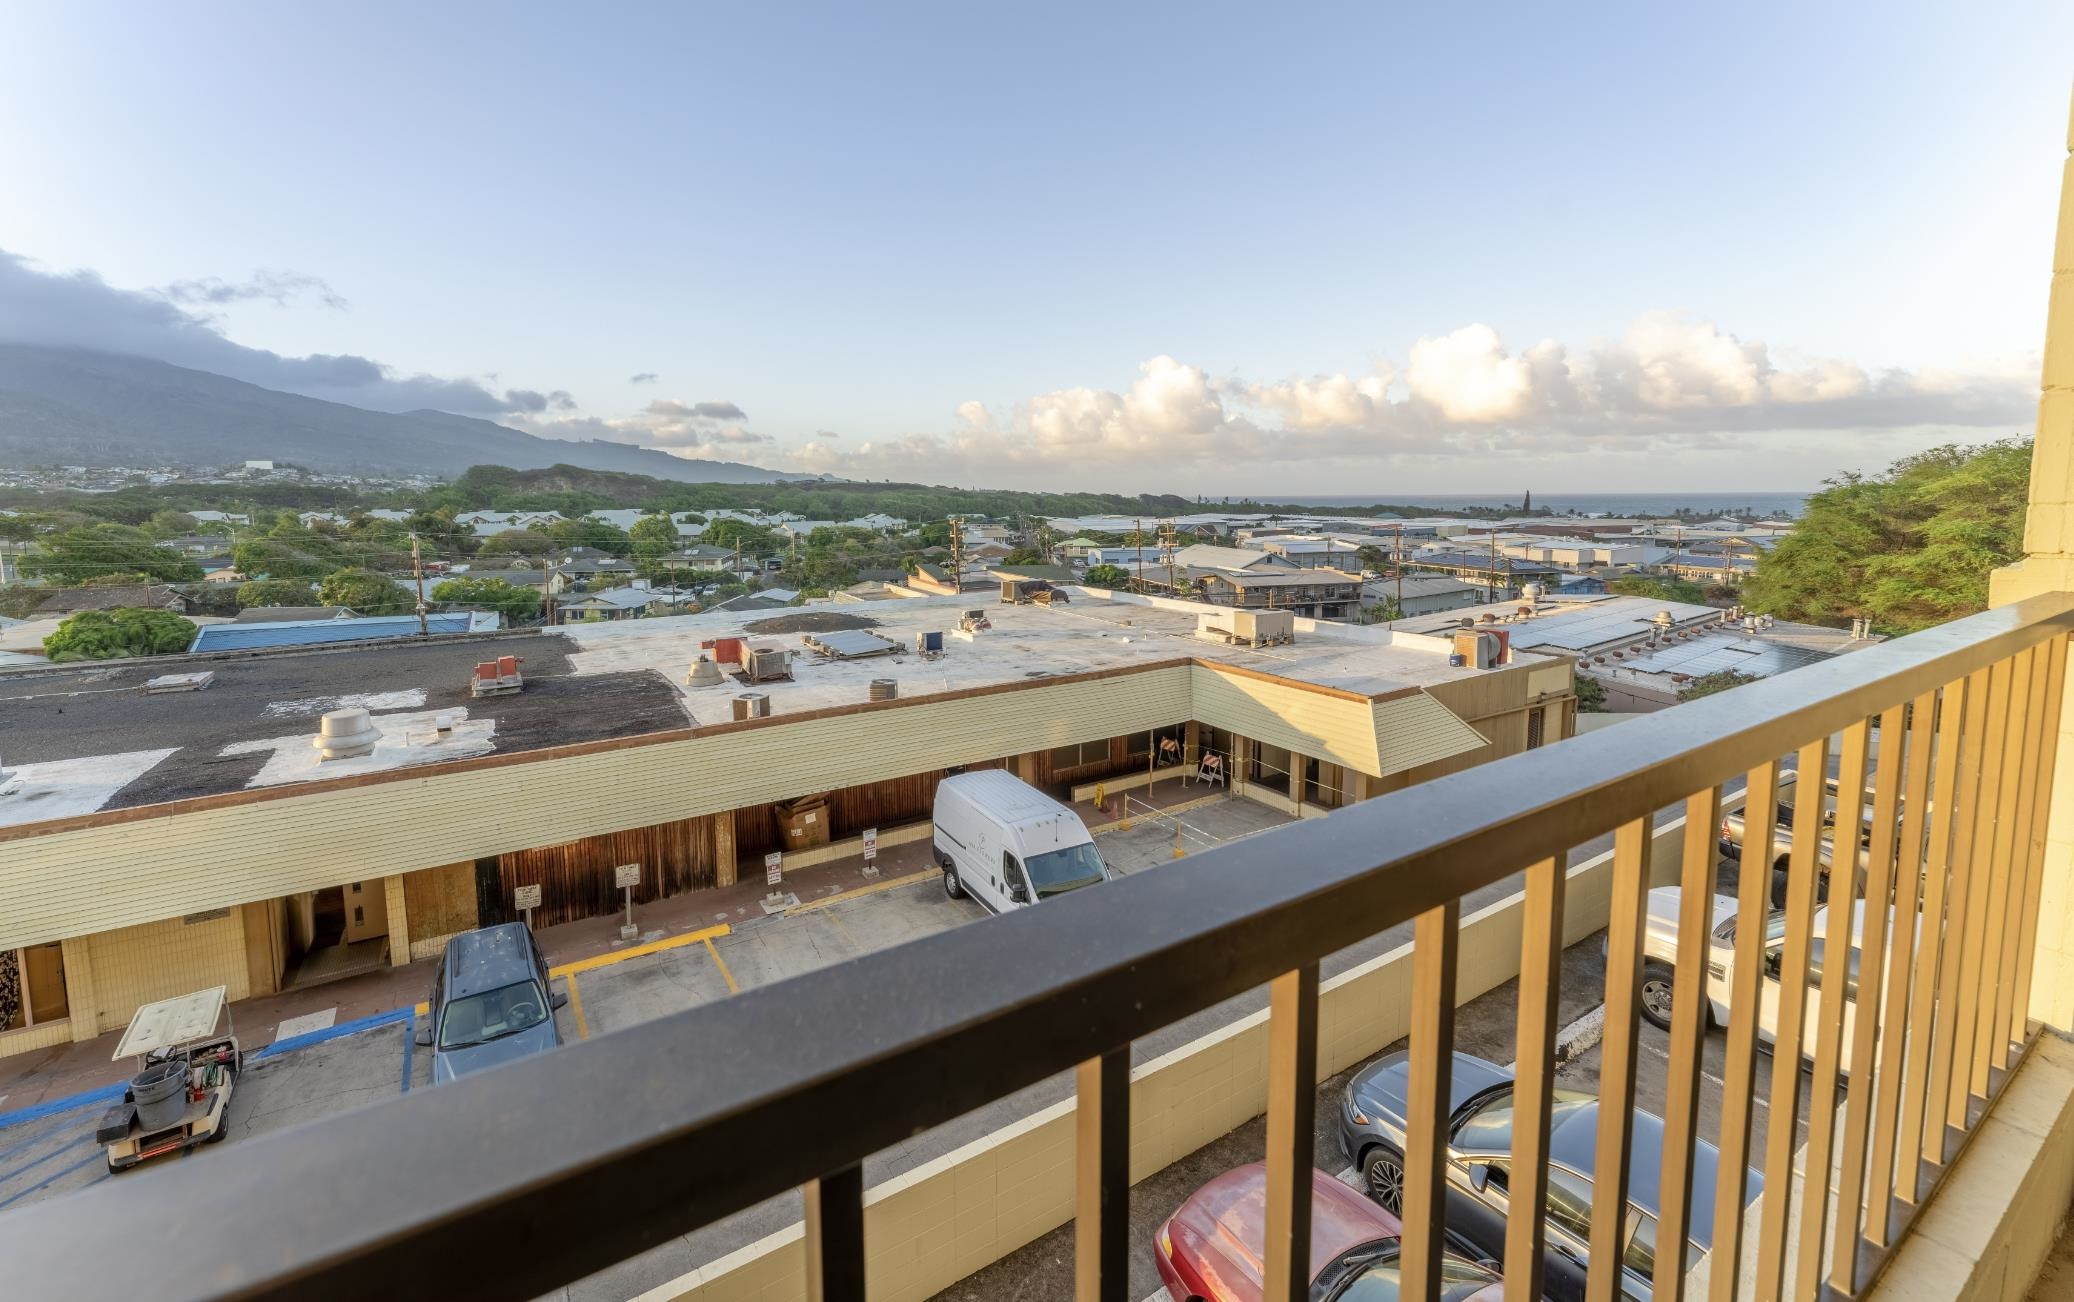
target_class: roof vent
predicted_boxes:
[312,708,380,761]
[1652,610,1675,627]
[732,692,771,722]
[686,654,725,687]
[869,678,898,702]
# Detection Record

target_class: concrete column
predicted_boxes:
[384,874,410,967]
[1346,770,1375,803]
[714,809,738,889]
[61,937,97,1042]
[1989,83,2074,1031]
[1184,720,1202,767]
[1233,736,1252,795]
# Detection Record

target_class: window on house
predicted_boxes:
[1527,708,1546,750]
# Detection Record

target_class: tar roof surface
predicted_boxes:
[0,633,685,818]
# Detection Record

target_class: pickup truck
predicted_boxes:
[1632,886,1905,1073]
[1717,770,1879,908]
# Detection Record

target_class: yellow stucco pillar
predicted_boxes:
[1989,82,2074,1031]
[384,874,410,967]
[61,938,98,1043]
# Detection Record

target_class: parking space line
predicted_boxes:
[701,937,740,994]
[400,1017,414,1093]
[566,972,593,1039]
[0,1150,101,1210]
[551,922,732,978]
[786,868,935,914]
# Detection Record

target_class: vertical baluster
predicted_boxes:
[1075,1048,1129,1302]
[1262,965,1319,1302]
[804,1164,865,1302]
[1588,817,1653,1302]
[1835,702,1914,1276]
[1653,792,1720,1302]
[1970,651,2035,1097]
[2009,637,2070,1047]
[1922,667,1994,1163]
[1754,736,1829,1302]
[1401,905,1459,1302]
[1710,758,1783,1302]
[1944,660,2012,1136]
[1897,674,1975,1206]
[1992,647,2052,1073]
[1507,853,1567,1302]
[1795,720,1872,1298]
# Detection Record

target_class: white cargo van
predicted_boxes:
[932,770,1112,913]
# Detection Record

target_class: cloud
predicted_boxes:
[0,249,571,417]
[628,372,659,384]
[814,428,841,438]
[508,392,769,456]
[754,311,2032,484]
[503,388,577,413]
[158,270,348,311]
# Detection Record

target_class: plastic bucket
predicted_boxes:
[131,1060,189,1132]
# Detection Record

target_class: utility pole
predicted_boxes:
[1393,524,1403,625]
[948,515,966,593]
[1487,529,1499,602]
[1159,519,1178,603]
[409,532,430,637]
[1134,517,1146,594]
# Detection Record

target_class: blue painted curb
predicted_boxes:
[0,1006,417,1133]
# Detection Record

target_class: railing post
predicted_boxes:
[803,1164,865,1302]
[1075,1048,1129,1302]
[1262,964,1318,1302]
[1589,816,1652,1302]
[1402,904,1459,1302]
[1507,854,1567,1302]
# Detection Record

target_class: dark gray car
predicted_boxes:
[1337,1051,1761,1301]
[415,923,567,1085]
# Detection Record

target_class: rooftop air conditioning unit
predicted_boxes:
[732,692,771,721]
[1230,608,1294,647]
[741,640,792,683]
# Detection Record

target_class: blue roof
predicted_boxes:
[189,613,488,653]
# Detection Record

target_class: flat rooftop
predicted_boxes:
[0,589,1541,828]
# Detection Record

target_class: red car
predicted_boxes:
[1153,1163,1506,1302]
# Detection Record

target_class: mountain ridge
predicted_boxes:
[0,344,818,484]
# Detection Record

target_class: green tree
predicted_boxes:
[236,579,319,608]
[1365,596,1404,622]
[233,536,336,581]
[628,515,681,551]
[1575,674,1608,713]
[479,528,554,558]
[318,568,415,614]
[915,521,952,548]
[1083,563,1131,588]
[547,518,634,556]
[430,576,543,622]
[1000,547,1045,564]
[0,515,36,542]
[1677,669,1759,701]
[43,608,198,662]
[19,524,203,585]
[700,519,778,553]
[145,509,199,538]
[1608,575,1708,605]
[1742,439,2030,633]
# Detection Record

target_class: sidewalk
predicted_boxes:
[0,840,929,1121]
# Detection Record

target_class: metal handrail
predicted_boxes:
[6,592,2073,1301]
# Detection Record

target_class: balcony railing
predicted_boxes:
[4,594,2070,1302]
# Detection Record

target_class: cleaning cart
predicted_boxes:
[94,985,242,1173]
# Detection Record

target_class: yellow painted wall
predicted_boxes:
[0,667,1196,951]
[641,810,1698,1302]
[73,909,249,1039]
[1189,664,1391,772]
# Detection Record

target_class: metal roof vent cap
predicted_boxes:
[312,708,381,761]
[686,654,725,687]
[1652,610,1675,627]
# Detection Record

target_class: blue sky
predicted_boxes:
[1,2,2068,493]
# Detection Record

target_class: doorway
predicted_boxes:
[282,881,391,990]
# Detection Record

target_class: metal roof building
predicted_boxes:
[188,612,498,653]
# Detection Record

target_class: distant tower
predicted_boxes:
[1523,489,1533,512]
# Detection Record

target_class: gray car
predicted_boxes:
[415,923,567,1084]
[1337,1050,1760,1301]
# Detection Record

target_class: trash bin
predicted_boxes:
[131,1060,190,1132]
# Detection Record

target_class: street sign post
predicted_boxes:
[614,863,640,940]
[765,851,783,887]
[513,883,541,930]
[862,827,879,877]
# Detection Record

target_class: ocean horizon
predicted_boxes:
[1251,490,1812,518]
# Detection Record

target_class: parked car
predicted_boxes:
[1339,1051,1761,1302]
[1153,1161,1505,1301]
[415,922,567,1084]
[932,769,1112,912]
[1717,770,1889,909]
[1634,887,1907,1070]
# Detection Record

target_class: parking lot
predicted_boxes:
[0,782,1805,1302]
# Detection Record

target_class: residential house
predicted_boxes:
[1361,574,1486,617]
[1192,568,1364,620]
[33,585,192,617]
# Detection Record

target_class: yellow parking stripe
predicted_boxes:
[409,921,734,1018]
[702,937,739,994]
[785,867,936,914]
[565,972,592,1039]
